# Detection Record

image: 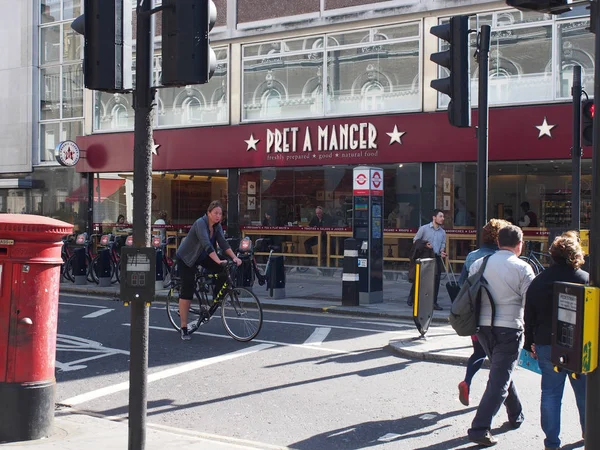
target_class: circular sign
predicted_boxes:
[356,173,367,185]
[372,171,382,188]
[55,140,80,167]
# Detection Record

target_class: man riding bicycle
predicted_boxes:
[176,200,242,340]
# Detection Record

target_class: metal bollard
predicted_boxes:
[342,238,360,306]
[267,255,286,298]
[97,248,112,287]
[72,247,87,285]
[155,248,163,291]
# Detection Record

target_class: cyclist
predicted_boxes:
[176,200,242,340]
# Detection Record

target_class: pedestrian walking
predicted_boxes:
[413,209,447,310]
[467,225,535,447]
[457,219,510,406]
[524,233,588,450]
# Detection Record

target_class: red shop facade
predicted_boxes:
[75,102,587,267]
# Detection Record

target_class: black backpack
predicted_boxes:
[448,255,496,336]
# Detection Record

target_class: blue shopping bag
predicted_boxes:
[518,348,541,374]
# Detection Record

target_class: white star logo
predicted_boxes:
[151,143,160,156]
[536,117,556,139]
[386,125,406,145]
[245,134,260,151]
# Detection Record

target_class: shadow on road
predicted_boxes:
[288,407,477,449]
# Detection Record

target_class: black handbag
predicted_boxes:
[445,260,460,303]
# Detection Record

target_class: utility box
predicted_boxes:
[0,215,73,442]
[552,282,599,374]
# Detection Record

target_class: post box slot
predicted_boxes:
[0,247,7,255]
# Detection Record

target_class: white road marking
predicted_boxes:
[62,343,273,406]
[303,327,331,346]
[261,318,410,334]
[144,324,356,355]
[55,334,129,372]
[60,301,110,309]
[378,433,402,442]
[82,309,114,319]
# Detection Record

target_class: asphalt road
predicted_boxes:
[56,293,585,450]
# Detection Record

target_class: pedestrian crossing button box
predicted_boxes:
[551,282,599,374]
[120,247,156,303]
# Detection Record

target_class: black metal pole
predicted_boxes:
[476,25,491,246]
[587,2,600,449]
[129,0,154,448]
[572,66,582,231]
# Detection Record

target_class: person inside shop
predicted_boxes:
[113,214,130,234]
[262,212,272,227]
[387,205,400,228]
[153,210,168,243]
[304,206,331,259]
[518,201,538,228]
[176,200,242,340]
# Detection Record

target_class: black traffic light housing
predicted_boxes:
[162,0,217,86]
[505,0,571,15]
[582,99,594,147]
[71,0,132,93]
[430,15,471,128]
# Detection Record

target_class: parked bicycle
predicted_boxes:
[519,240,549,275]
[64,232,101,283]
[91,234,125,284]
[152,235,176,288]
[61,234,76,282]
[166,261,263,342]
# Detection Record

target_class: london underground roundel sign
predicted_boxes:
[55,140,80,167]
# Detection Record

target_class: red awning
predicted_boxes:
[66,179,125,203]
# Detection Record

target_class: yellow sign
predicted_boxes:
[582,287,599,373]
[580,230,589,255]
[0,239,14,245]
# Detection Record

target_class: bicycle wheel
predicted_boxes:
[63,255,75,282]
[166,285,182,332]
[91,255,115,283]
[221,287,263,342]
[519,256,541,275]
[87,254,97,283]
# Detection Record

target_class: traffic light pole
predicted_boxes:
[130,0,155,448]
[588,2,600,449]
[475,25,490,246]
[572,65,582,231]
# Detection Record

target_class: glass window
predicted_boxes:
[242,23,421,122]
[41,25,61,65]
[63,24,82,62]
[557,19,594,99]
[41,1,60,24]
[62,0,81,21]
[41,67,61,121]
[327,39,420,115]
[62,63,84,118]
[39,120,83,162]
[94,92,134,131]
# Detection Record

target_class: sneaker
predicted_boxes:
[458,381,470,406]
[180,328,191,341]
[433,304,443,311]
[467,430,498,447]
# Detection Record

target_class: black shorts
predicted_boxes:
[178,257,223,300]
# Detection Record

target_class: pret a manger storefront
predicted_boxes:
[76,102,590,269]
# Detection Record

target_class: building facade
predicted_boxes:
[2,0,595,267]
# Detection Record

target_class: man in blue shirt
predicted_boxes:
[413,209,447,310]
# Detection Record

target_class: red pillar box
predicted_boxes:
[0,215,73,442]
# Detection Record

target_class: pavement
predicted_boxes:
[0,267,476,449]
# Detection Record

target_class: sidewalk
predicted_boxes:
[1,411,288,449]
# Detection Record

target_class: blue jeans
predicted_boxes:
[536,345,586,449]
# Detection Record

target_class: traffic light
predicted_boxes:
[162,0,217,86]
[71,0,132,92]
[582,99,594,147]
[430,15,471,128]
[505,1,570,15]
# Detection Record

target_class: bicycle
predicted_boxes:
[91,234,126,284]
[152,235,176,288]
[519,241,549,275]
[64,232,100,283]
[61,234,76,282]
[166,261,263,342]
